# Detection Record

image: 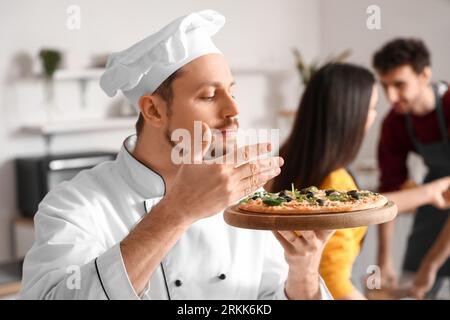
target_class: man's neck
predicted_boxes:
[412,84,436,116]
[132,133,178,191]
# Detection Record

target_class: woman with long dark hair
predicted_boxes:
[269,63,450,299]
[272,63,374,192]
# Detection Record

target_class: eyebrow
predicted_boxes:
[196,80,236,90]
[380,80,404,87]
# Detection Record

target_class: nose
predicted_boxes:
[220,93,239,119]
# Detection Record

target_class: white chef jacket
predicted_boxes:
[20,135,332,300]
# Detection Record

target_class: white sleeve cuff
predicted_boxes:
[95,243,140,300]
[274,276,334,300]
[272,283,289,300]
[319,276,334,300]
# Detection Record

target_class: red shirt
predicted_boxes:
[378,85,450,192]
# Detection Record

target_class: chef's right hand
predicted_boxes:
[163,122,283,224]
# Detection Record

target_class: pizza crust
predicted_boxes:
[238,194,388,214]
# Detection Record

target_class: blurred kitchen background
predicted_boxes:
[0,0,449,298]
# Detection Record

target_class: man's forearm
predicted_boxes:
[421,217,450,270]
[377,221,395,264]
[378,185,435,262]
[384,185,430,214]
[285,269,321,300]
[120,197,192,295]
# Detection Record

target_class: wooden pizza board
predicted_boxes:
[223,201,398,230]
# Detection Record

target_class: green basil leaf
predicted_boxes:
[239,198,249,204]
[263,198,283,206]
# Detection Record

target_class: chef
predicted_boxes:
[21,10,333,300]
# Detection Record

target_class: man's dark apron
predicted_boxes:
[403,84,450,282]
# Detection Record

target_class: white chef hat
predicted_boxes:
[100,10,225,110]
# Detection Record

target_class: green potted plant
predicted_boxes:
[39,49,62,120]
[292,48,351,86]
[39,49,62,79]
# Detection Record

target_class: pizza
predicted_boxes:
[238,185,388,214]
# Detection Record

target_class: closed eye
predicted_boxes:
[200,95,215,101]
[394,81,405,89]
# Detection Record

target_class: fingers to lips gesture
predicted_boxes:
[166,122,284,223]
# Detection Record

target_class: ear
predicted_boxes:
[138,94,167,128]
[420,66,432,84]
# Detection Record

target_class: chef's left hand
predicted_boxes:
[410,262,438,299]
[273,230,335,299]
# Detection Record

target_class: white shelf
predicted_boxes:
[52,68,105,81]
[21,117,136,136]
[231,67,289,76]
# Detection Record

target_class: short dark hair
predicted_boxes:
[271,63,375,192]
[373,38,431,75]
[135,69,182,136]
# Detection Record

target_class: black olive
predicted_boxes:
[306,191,314,198]
[299,188,309,194]
[277,191,291,201]
[251,195,259,200]
[278,191,288,197]
[325,189,336,196]
[316,199,325,206]
[347,190,360,200]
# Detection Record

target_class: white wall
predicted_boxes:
[319,0,450,291]
[0,0,321,261]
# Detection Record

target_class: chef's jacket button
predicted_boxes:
[218,273,226,280]
[174,279,183,287]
